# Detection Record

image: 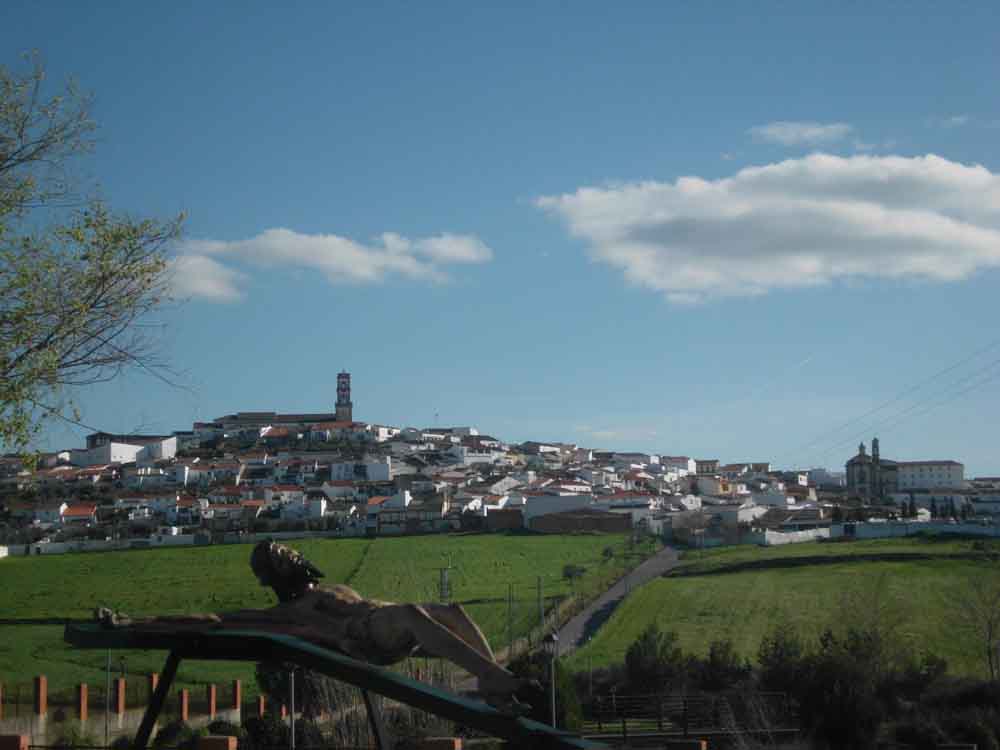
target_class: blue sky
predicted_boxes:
[4,2,999,473]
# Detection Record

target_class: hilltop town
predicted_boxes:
[2,372,998,555]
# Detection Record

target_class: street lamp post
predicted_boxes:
[542,632,559,728]
[289,667,297,750]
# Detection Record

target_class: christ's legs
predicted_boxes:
[369,604,522,696]
[420,603,496,662]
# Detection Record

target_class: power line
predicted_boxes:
[813,356,1000,465]
[790,338,1000,463]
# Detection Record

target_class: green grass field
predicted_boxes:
[0,531,650,697]
[565,536,1000,679]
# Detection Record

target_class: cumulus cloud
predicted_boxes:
[171,228,494,301]
[749,121,853,146]
[536,153,1000,304]
[169,254,247,302]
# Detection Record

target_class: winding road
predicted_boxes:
[553,545,681,657]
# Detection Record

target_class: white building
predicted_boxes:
[897,461,964,490]
[448,445,504,467]
[70,441,144,467]
[807,468,846,488]
[661,456,697,475]
[137,437,178,464]
[330,457,392,482]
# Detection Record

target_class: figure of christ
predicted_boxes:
[96,540,533,713]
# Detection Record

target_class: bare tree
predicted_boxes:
[0,53,183,457]
[952,564,1000,681]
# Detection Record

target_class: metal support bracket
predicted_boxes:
[134,650,182,750]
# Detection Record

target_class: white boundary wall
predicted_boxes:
[1,529,348,557]
[763,528,831,545]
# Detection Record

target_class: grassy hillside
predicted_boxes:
[0,531,650,695]
[566,536,1000,679]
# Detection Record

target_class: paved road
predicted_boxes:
[554,545,681,657]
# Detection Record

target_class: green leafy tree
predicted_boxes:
[624,623,685,693]
[1,54,182,458]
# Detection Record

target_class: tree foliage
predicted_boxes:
[624,623,685,693]
[0,53,182,456]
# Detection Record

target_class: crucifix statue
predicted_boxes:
[97,540,533,713]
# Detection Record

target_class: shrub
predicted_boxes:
[242,713,288,750]
[797,629,883,750]
[205,719,245,740]
[152,720,206,750]
[757,622,806,695]
[942,708,1000,750]
[694,639,752,691]
[52,723,99,749]
[624,623,685,693]
[897,652,948,700]
[892,715,949,750]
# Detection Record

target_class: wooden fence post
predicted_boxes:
[76,684,88,721]
[231,680,241,711]
[33,676,46,717]
[179,689,189,721]
[114,677,126,714]
[206,684,216,719]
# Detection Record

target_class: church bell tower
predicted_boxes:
[871,436,881,503]
[336,371,353,422]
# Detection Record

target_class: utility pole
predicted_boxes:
[438,557,452,603]
[507,582,514,655]
[537,576,544,631]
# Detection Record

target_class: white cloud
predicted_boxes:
[413,234,494,263]
[171,228,494,302]
[169,254,247,302]
[537,153,1000,304]
[749,121,853,146]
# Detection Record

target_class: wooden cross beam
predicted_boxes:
[64,623,604,750]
